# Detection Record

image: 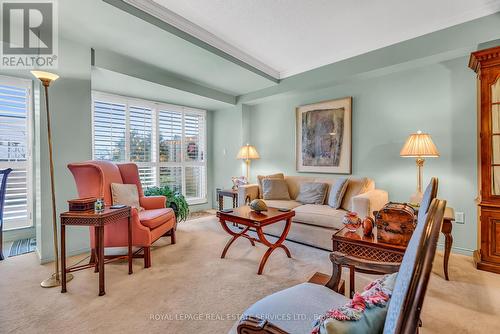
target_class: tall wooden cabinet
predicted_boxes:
[469,46,500,274]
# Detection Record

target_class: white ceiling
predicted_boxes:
[152,0,500,78]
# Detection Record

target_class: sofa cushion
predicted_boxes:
[296,182,328,204]
[328,178,349,209]
[139,208,175,229]
[262,200,302,210]
[257,173,285,197]
[294,204,347,229]
[262,178,291,200]
[235,283,349,334]
[341,177,373,212]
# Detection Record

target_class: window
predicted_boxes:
[0,75,32,230]
[92,92,207,204]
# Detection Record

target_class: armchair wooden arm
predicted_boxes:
[237,316,289,334]
[325,251,400,292]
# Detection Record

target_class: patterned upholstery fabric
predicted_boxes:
[417,178,438,222]
[231,283,349,334]
[383,200,430,333]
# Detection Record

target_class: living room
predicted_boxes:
[1,0,500,333]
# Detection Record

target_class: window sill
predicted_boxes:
[187,198,208,206]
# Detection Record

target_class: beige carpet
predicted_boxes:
[0,216,499,334]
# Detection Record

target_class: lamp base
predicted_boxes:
[41,272,74,288]
[409,191,423,206]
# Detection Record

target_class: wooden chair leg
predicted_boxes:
[144,247,151,268]
[171,228,176,244]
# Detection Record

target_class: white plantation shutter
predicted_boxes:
[92,100,126,161]
[183,112,206,202]
[0,76,32,230]
[92,92,207,204]
[158,110,182,163]
[184,113,205,162]
[129,105,153,163]
[159,166,182,194]
[185,166,205,199]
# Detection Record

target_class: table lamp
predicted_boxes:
[400,130,439,204]
[236,144,260,181]
[31,70,74,288]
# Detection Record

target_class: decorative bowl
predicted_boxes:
[249,199,268,212]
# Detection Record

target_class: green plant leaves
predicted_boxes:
[144,186,190,223]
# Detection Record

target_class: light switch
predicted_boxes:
[223,148,226,156]
[455,212,465,224]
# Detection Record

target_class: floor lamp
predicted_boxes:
[31,71,74,288]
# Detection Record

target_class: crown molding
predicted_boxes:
[119,0,280,81]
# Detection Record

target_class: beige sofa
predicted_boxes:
[237,175,388,250]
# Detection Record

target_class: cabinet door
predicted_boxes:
[480,209,500,262]
[491,77,500,195]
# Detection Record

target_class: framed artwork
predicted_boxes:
[296,97,352,174]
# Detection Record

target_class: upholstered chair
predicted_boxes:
[68,161,176,268]
[233,198,446,334]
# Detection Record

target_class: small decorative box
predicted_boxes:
[68,197,97,212]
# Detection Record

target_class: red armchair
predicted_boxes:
[67,161,177,268]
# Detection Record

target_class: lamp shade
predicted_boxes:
[236,144,260,160]
[30,70,59,82]
[400,131,440,157]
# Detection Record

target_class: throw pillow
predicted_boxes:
[257,173,285,197]
[111,183,142,210]
[312,273,397,334]
[261,178,290,200]
[340,177,371,212]
[296,182,328,204]
[328,178,349,209]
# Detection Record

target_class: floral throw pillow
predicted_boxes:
[312,273,397,334]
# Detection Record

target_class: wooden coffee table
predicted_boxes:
[216,206,295,274]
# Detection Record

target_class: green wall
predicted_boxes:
[213,56,478,254]
[36,38,93,263]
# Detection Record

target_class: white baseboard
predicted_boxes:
[437,242,474,256]
[39,246,91,265]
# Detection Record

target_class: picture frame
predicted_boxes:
[296,97,352,174]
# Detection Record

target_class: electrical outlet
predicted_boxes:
[455,212,465,224]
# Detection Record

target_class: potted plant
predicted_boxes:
[144,186,190,223]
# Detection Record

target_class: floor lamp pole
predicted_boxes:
[245,159,250,181]
[33,73,73,288]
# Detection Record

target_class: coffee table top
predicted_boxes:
[216,206,295,227]
[333,227,407,252]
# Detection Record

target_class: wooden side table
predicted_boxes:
[333,225,405,298]
[217,206,295,275]
[216,188,238,211]
[60,206,132,296]
[333,207,455,297]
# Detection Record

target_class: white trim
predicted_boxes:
[123,0,280,79]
